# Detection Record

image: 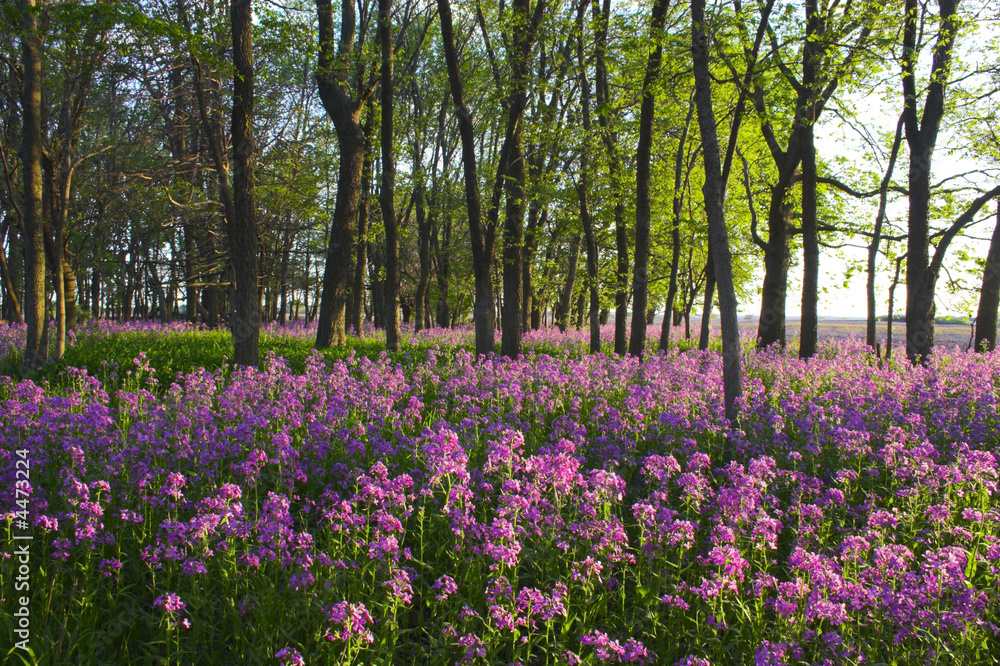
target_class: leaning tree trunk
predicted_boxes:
[974,204,1000,352]
[692,0,742,457]
[866,116,904,348]
[629,0,671,357]
[19,0,47,369]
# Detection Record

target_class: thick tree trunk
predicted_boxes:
[975,204,1000,352]
[757,196,792,348]
[629,0,670,357]
[902,0,958,364]
[228,0,261,367]
[692,0,742,451]
[20,0,47,368]
[315,0,367,349]
[379,0,401,352]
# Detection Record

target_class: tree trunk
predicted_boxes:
[902,0,958,364]
[20,0,47,368]
[757,196,792,348]
[228,0,261,367]
[558,233,581,333]
[660,95,694,352]
[315,0,368,349]
[629,0,670,357]
[413,185,431,334]
[698,246,715,350]
[379,0,401,352]
[866,115,904,348]
[692,0,742,451]
[798,0,820,360]
[576,3,600,354]
[351,127,373,336]
[975,203,1000,352]
[886,255,904,361]
[0,221,23,323]
[438,0,495,355]
[594,0,628,355]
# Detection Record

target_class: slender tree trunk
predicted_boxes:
[379,0,401,352]
[692,0,742,452]
[886,254,904,361]
[866,116,904,348]
[20,0,47,368]
[975,204,1000,352]
[413,185,431,334]
[0,221,22,323]
[661,95,694,352]
[438,0,495,355]
[522,203,541,333]
[576,3,599,353]
[629,0,671,357]
[228,0,260,367]
[798,0,821,359]
[698,247,715,350]
[559,233,581,332]
[594,0,628,355]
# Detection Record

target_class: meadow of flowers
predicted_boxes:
[1,321,999,665]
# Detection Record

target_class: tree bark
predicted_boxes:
[558,232,582,333]
[629,0,671,357]
[437,0,495,355]
[594,0,628,355]
[351,122,373,336]
[975,203,1000,352]
[661,95,694,352]
[902,0,958,364]
[229,0,261,367]
[798,0,820,359]
[577,2,599,354]
[866,115,904,348]
[692,0,742,453]
[379,0,401,351]
[315,0,368,349]
[20,0,47,369]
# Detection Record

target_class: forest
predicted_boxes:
[2,1,1000,664]
[1,0,997,370]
